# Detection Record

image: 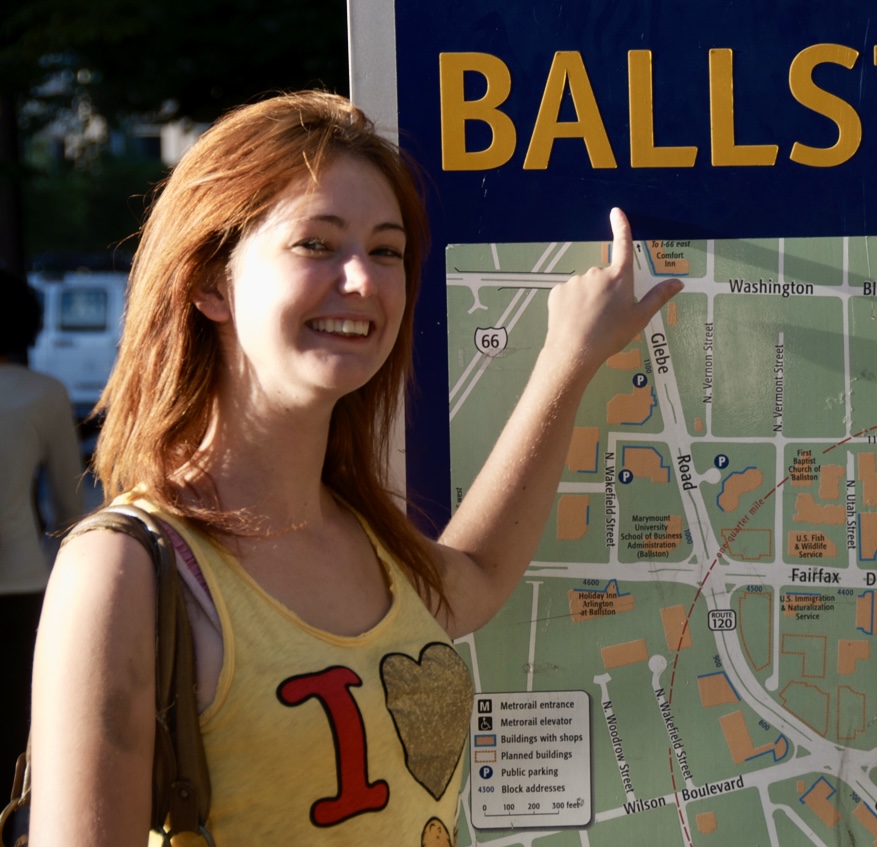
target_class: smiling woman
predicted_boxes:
[28,90,681,847]
[198,154,408,413]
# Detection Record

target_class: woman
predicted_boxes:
[30,91,681,846]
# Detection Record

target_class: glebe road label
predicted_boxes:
[470,690,591,829]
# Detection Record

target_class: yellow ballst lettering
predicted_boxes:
[439,52,517,171]
[523,51,617,170]
[709,49,778,166]
[628,50,697,168]
[789,43,861,167]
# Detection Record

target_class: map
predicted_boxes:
[446,234,877,846]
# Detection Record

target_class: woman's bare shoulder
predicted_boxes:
[50,524,157,608]
[39,527,157,687]
[30,528,158,845]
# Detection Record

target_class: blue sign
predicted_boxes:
[388,0,876,525]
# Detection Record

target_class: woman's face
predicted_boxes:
[202,154,408,416]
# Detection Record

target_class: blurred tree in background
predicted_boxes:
[0,0,349,273]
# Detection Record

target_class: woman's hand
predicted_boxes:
[435,208,683,638]
[542,207,682,391]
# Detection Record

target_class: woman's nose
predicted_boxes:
[339,254,377,296]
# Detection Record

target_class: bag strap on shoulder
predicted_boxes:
[63,504,212,842]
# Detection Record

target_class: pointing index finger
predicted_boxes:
[608,207,632,272]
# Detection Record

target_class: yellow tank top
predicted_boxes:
[140,500,473,846]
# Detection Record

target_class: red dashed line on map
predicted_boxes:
[669,747,694,847]
[826,426,877,453]
[667,473,791,706]
[662,427,871,828]
[827,436,853,452]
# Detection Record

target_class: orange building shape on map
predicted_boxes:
[601,639,649,669]
[787,531,837,559]
[793,494,844,525]
[557,495,590,540]
[853,802,877,845]
[819,464,845,500]
[695,812,717,834]
[697,673,740,708]
[568,581,634,622]
[838,639,870,675]
[622,447,670,483]
[860,452,877,506]
[607,349,641,370]
[565,427,600,473]
[861,512,877,561]
[607,385,656,426]
[857,591,875,635]
[802,779,841,828]
[661,604,693,652]
[645,241,690,275]
[718,468,762,512]
[719,710,788,765]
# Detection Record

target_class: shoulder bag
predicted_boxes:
[0,504,213,846]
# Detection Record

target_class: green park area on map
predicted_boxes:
[447,234,877,846]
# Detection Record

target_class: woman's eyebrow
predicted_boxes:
[298,214,406,236]
[298,213,345,227]
[374,221,406,236]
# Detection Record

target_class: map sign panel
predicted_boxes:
[448,234,877,846]
[349,2,877,844]
[387,0,877,534]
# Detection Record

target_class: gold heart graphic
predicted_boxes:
[380,642,473,800]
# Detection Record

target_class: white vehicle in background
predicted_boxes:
[28,270,127,424]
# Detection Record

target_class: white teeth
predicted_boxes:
[310,318,370,337]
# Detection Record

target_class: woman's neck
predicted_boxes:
[187,396,336,532]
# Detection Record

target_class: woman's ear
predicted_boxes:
[192,273,232,323]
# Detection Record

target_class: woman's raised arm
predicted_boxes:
[433,209,683,638]
[29,530,157,846]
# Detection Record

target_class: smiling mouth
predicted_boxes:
[308,318,372,338]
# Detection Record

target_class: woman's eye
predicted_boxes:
[294,238,330,253]
[372,246,405,260]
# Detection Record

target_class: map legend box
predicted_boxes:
[469,691,591,829]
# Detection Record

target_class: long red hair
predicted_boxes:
[94,91,444,607]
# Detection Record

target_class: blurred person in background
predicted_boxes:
[0,270,84,777]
